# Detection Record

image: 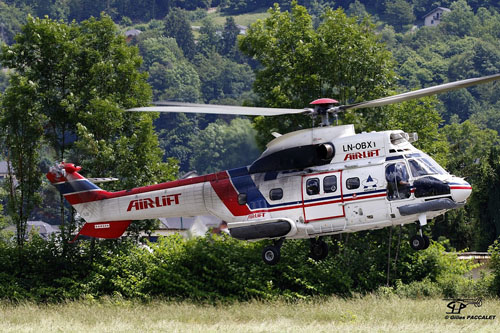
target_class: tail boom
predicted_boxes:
[47,162,212,240]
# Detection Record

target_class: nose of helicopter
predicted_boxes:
[449,178,472,203]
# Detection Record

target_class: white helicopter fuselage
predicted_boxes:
[48,125,471,242]
[47,73,498,263]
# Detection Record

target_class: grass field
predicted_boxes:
[1,296,499,332]
[192,8,270,27]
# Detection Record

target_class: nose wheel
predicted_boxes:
[410,234,429,250]
[410,214,430,250]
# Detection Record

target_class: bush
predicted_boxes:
[489,239,500,296]
[394,278,442,298]
[0,232,494,302]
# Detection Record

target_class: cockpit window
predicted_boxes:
[408,158,446,177]
[409,159,435,177]
[421,156,447,175]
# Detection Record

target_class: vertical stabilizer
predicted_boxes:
[47,163,131,241]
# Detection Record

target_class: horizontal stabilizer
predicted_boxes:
[70,221,131,242]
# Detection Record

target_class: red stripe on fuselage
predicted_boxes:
[63,168,389,220]
[65,190,111,205]
[209,171,252,216]
[342,193,387,203]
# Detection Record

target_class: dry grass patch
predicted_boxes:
[0,296,499,332]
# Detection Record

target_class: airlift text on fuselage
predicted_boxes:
[344,148,381,161]
[342,140,380,161]
[127,193,181,212]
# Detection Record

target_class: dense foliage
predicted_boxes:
[0,232,492,302]
[0,15,177,239]
[240,3,396,147]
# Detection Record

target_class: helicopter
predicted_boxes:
[47,73,500,265]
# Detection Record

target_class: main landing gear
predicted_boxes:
[310,238,329,261]
[261,237,330,265]
[262,238,284,265]
[410,214,430,251]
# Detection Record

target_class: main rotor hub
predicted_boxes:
[309,98,339,126]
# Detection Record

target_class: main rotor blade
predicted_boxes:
[341,73,500,111]
[128,102,306,116]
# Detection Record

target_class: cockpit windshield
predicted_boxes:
[408,156,447,177]
[422,156,447,175]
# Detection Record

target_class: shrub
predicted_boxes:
[394,278,442,298]
[0,232,493,302]
[489,239,500,296]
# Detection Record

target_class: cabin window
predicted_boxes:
[269,188,283,201]
[238,193,247,205]
[323,175,337,193]
[346,177,360,190]
[306,178,320,195]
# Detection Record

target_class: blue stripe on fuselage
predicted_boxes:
[227,167,388,211]
[54,179,100,195]
[228,167,269,209]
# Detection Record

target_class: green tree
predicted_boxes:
[197,17,220,57]
[490,239,500,296]
[194,53,254,103]
[440,0,476,37]
[384,0,415,32]
[386,96,448,165]
[157,113,199,172]
[139,37,201,101]
[470,103,500,134]
[189,118,260,174]
[437,120,500,250]
[439,89,479,122]
[67,0,109,22]
[221,16,240,58]
[411,0,454,18]
[447,39,500,81]
[472,7,500,41]
[164,8,196,60]
[0,68,9,93]
[239,2,396,147]
[442,120,498,190]
[474,146,500,249]
[1,15,176,240]
[346,0,368,19]
[0,75,44,246]
[0,2,30,45]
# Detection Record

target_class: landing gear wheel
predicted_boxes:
[310,239,329,261]
[262,245,280,265]
[422,235,430,250]
[410,235,425,250]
